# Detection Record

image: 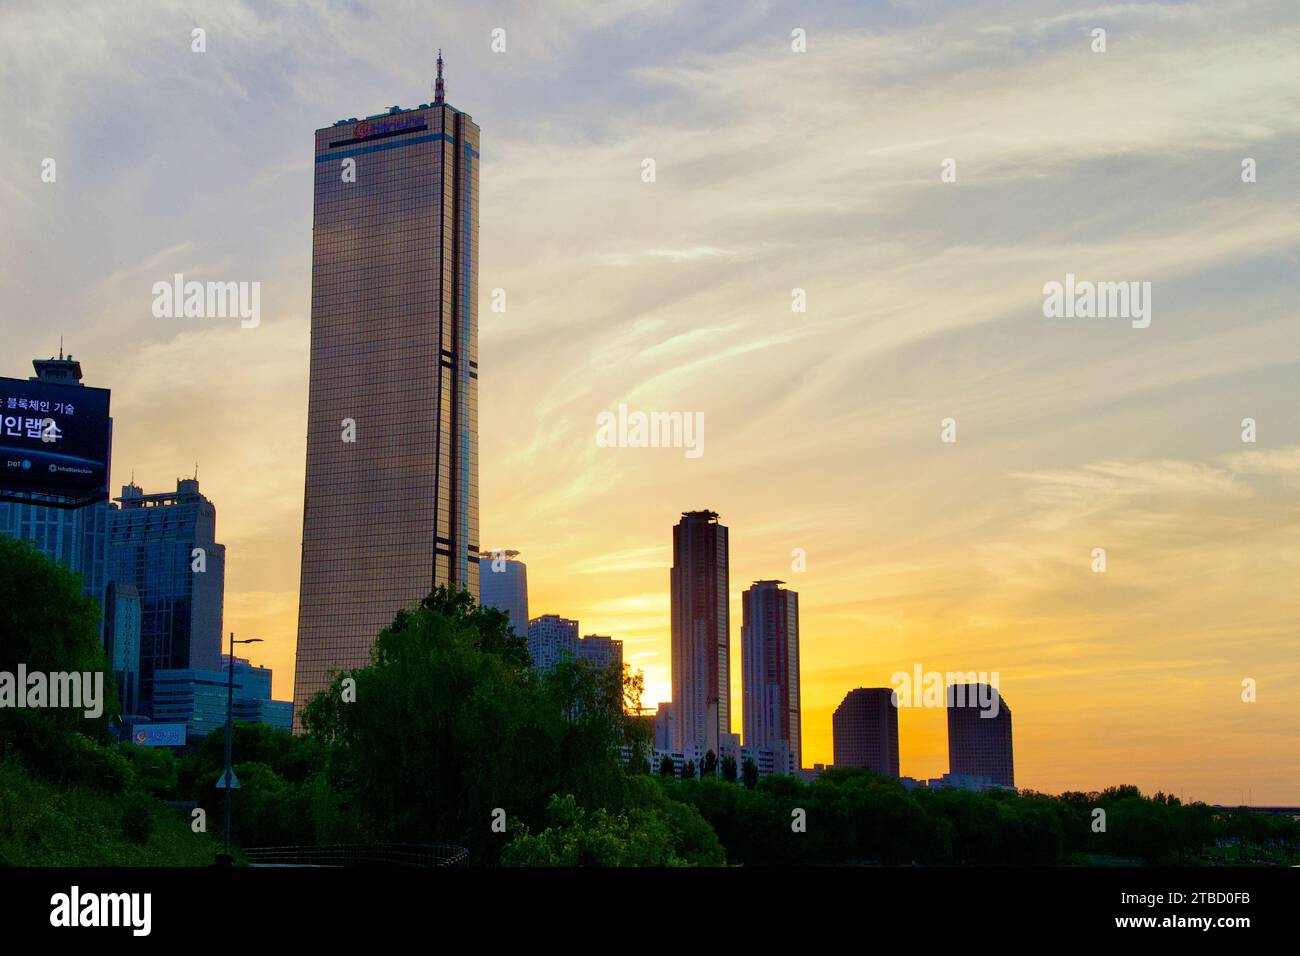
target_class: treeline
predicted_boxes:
[3,536,1296,867]
[648,773,1298,865]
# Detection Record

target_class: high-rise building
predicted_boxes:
[101,579,142,716]
[526,614,578,671]
[946,683,1014,788]
[107,478,225,715]
[0,353,110,602]
[832,688,900,777]
[294,57,481,726]
[478,548,528,636]
[577,634,623,675]
[741,579,801,769]
[670,509,729,755]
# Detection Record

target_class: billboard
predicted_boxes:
[0,377,111,498]
[131,723,188,747]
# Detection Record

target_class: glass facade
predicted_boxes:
[478,550,528,636]
[106,479,225,715]
[294,103,481,726]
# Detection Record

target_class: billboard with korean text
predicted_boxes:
[0,376,111,498]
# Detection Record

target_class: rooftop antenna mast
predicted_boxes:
[434,48,445,105]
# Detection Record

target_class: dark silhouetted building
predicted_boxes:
[741,579,801,769]
[671,510,729,755]
[294,61,481,727]
[946,683,1014,788]
[832,687,899,777]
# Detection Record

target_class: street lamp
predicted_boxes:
[220,632,263,863]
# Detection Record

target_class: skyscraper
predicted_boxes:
[0,353,110,602]
[294,57,481,725]
[741,579,801,769]
[670,509,729,755]
[107,478,225,715]
[526,614,578,671]
[478,548,528,636]
[947,683,1014,788]
[832,688,900,777]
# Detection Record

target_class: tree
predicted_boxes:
[300,585,636,861]
[0,536,118,783]
[742,757,758,790]
[702,749,718,777]
[721,755,737,783]
[659,755,676,777]
[684,759,696,780]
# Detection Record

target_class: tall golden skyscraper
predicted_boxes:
[293,56,480,727]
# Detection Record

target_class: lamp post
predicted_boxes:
[222,632,262,860]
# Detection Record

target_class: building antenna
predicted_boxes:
[59,336,64,360]
[434,48,445,105]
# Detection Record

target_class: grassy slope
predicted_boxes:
[0,760,222,866]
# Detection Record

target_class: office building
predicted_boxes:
[478,548,528,635]
[0,352,110,601]
[832,687,900,777]
[946,683,1014,788]
[153,655,293,741]
[577,634,623,675]
[670,509,729,755]
[294,54,481,726]
[526,614,578,671]
[741,579,801,769]
[107,478,225,715]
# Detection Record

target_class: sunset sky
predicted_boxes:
[2,0,1297,803]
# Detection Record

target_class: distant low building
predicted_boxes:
[577,634,623,675]
[926,773,1014,793]
[152,655,292,741]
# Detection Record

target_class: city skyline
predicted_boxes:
[3,1,1298,804]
